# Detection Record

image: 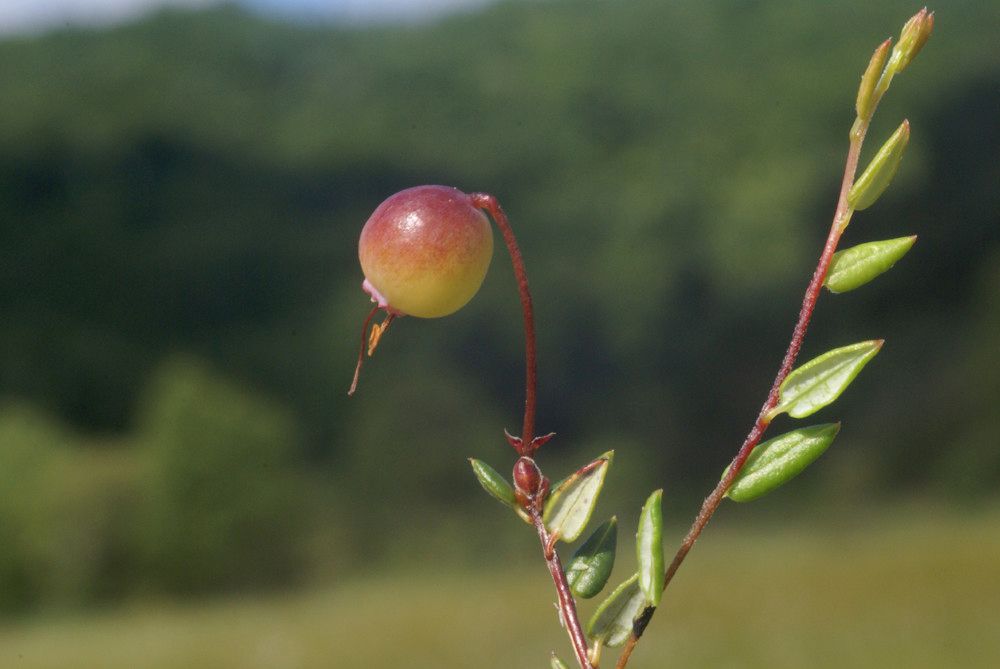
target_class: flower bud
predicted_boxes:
[513,456,549,510]
[891,8,934,74]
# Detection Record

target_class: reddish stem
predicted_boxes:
[472,193,591,666]
[532,509,594,669]
[471,193,538,451]
[614,122,870,669]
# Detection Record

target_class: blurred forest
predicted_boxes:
[0,0,998,615]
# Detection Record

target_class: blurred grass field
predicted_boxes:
[2,505,998,668]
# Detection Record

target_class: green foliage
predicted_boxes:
[725,424,840,502]
[135,357,304,593]
[0,0,996,615]
[0,405,139,612]
[0,360,309,612]
[855,39,891,121]
[825,236,917,293]
[469,459,517,509]
[565,517,617,599]
[543,452,612,542]
[771,341,883,420]
[0,0,994,495]
[3,508,998,668]
[587,572,647,648]
[849,121,911,211]
[636,489,664,607]
[0,405,73,612]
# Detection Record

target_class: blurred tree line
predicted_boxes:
[0,0,997,612]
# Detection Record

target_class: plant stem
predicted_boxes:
[614,120,870,669]
[472,194,591,666]
[471,192,538,450]
[347,305,379,396]
[532,509,594,669]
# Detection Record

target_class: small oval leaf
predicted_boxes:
[549,653,569,669]
[725,424,841,502]
[565,517,618,599]
[848,120,910,211]
[770,341,883,419]
[469,458,516,509]
[636,490,664,607]
[587,572,649,648]
[825,236,917,293]
[543,452,612,542]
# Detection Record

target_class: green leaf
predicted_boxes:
[543,451,612,542]
[848,120,910,211]
[855,38,891,121]
[825,236,917,293]
[636,490,664,607]
[587,572,649,648]
[550,653,569,669]
[725,424,841,502]
[770,341,883,419]
[469,458,516,509]
[565,517,618,599]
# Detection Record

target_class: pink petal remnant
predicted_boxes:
[362,278,405,316]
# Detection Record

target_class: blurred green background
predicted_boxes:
[1,0,998,666]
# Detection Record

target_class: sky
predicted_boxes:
[0,0,497,35]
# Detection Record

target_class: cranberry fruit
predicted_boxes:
[359,185,493,318]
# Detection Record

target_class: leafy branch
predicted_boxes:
[351,8,934,668]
